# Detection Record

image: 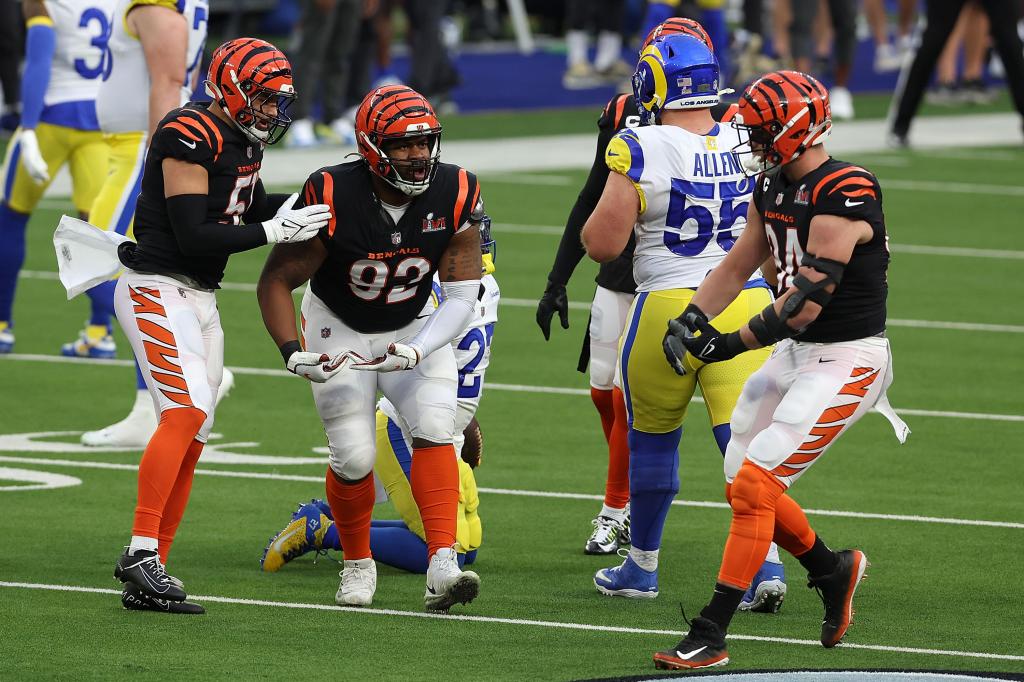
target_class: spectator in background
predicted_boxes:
[405,0,460,111]
[641,1,730,80]
[865,0,918,72]
[788,0,857,119]
[288,0,365,147]
[0,0,23,132]
[926,1,994,105]
[890,0,1024,146]
[563,0,629,89]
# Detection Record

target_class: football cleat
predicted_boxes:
[114,548,186,602]
[653,616,729,670]
[584,514,629,555]
[61,324,117,359]
[260,501,332,572]
[0,323,13,354]
[121,582,204,614]
[738,560,787,613]
[807,549,869,647]
[216,367,235,407]
[424,546,479,612]
[81,392,157,447]
[594,554,658,598]
[336,558,376,607]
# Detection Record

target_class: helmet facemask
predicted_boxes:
[363,129,442,197]
[227,70,296,146]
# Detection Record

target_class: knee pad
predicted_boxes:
[588,342,617,390]
[329,440,376,481]
[408,404,455,445]
[628,428,680,496]
[729,460,780,516]
[747,422,802,471]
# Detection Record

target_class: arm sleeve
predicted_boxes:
[241,180,291,224]
[408,279,479,360]
[166,194,267,256]
[548,96,626,286]
[20,17,56,129]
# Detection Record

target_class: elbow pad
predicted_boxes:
[408,280,480,359]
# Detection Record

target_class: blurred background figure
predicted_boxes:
[787,0,857,119]
[865,0,918,72]
[563,0,629,89]
[925,1,994,105]
[0,0,23,133]
[405,0,460,112]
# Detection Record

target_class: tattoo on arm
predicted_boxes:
[441,225,482,282]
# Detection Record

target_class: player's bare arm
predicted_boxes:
[582,171,639,262]
[22,0,48,20]
[257,239,328,348]
[163,157,208,197]
[440,223,483,281]
[130,5,188,137]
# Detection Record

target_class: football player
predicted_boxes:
[579,32,788,612]
[109,38,332,614]
[0,0,114,354]
[257,85,485,612]
[654,71,910,670]
[261,221,498,575]
[75,0,222,448]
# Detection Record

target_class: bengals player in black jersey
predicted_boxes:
[111,38,331,614]
[656,71,910,670]
[257,85,484,613]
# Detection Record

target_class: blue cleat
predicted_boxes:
[311,497,333,520]
[0,323,13,354]
[594,554,659,599]
[61,324,117,359]
[260,500,332,572]
[738,560,787,613]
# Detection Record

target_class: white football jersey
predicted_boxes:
[605,123,759,291]
[41,0,117,107]
[97,0,209,133]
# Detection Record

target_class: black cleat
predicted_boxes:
[121,582,205,614]
[114,548,186,602]
[807,549,869,647]
[653,616,729,670]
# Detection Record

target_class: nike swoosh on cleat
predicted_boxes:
[137,568,171,594]
[677,646,708,660]
[271,528,300,553]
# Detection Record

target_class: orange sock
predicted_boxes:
[157,439,204,563]
[590,387,615,443]
[410,444,460,557]
[772,492,816,556]
[325,468,374,560]
[603,386,630,509]
[132,407,206,539]
[717,460,786,588]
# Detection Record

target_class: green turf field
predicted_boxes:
[1,142,1023,680]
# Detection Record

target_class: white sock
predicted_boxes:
[594,31,623,71]
[566,30,589,67]
[629,546,659,572]
[128,535,159,554]
[600,504,626,522]
[765,542,781,564]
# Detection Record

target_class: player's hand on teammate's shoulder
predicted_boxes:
[536,280,569,340]
[262,192,332,245]
[351,342,421,372]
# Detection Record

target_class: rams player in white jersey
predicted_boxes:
[0,0,114,354]
[77,0,215,447]
[260,223,499,582]
[582,34,785,608]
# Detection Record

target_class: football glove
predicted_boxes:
[665,306,748,370]
[285,349,352,383]
[536,280,569,340]
[18,129,49,184]
[262,192,332,244]
[351,342,420,372]
[662,304,710,375]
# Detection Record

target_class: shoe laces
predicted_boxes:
[341,562,374,591]
[589,516,622,544]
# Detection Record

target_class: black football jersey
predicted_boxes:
[753,158,889,343]
[127,103,264,289]
[302,161,481,333]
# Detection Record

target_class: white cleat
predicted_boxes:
[286,118,318,148]
[216,367,234,408]
[81,390,157,447]
[335,558,376,606]
[829,86,855,120]
[424,546,479,612]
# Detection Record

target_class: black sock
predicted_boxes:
[699,583,745,633]
[796,536,838,577]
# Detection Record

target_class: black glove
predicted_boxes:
[662,304,708,375]
[536,280,569,340]
[663,304,747,374]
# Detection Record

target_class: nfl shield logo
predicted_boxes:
[246,146,253,158]
[321,327,331,339]
[775,193,784,206]
[391,232,402,245]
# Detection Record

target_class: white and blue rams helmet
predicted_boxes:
[632,33,721,126]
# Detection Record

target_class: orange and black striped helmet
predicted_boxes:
[355,85,442,197]
[640,17,713,54]
[205,38,295,146]
[733,70,832,173]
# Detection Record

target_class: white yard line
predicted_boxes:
[1,581,1022,662]
[3,353,1024,423]
[0,454,1021,530]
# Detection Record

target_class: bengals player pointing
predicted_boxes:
[257,86,484,612]
[111,39,331,614]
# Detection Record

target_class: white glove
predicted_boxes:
[285,349,354,383]
[262,192,332,244]
[351,342,421,372]
[19,129,50,184]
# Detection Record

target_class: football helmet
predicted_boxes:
[640,17,713,53]
[355,85,442,197]
[732,70,832,174]
[633,33,721,126]
[205,38,295,146]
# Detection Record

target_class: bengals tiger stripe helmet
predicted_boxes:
[733,70,832,174]
[205,38,295,146]
[355,85,442,197]
[640,17,713,53]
